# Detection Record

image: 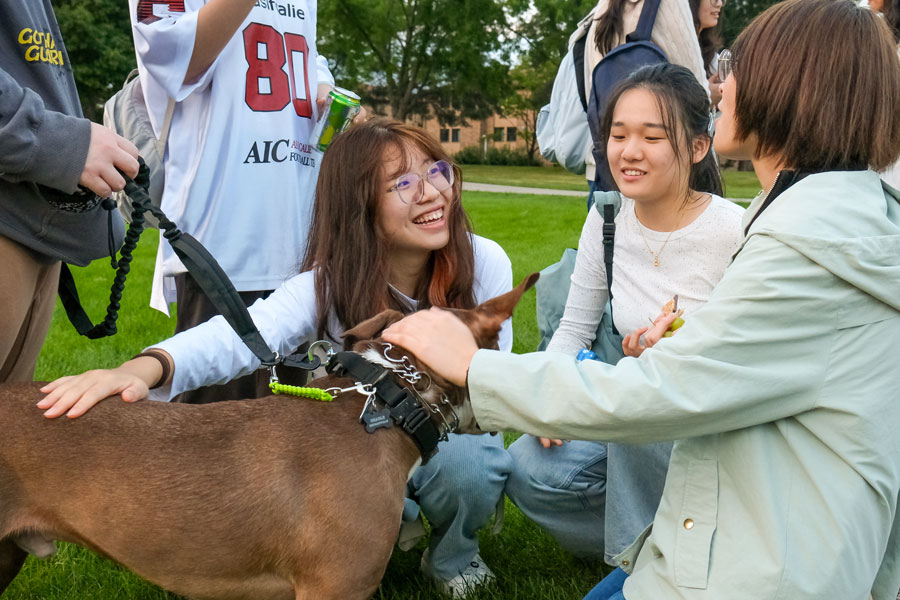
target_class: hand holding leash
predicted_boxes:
[79,122,139,198]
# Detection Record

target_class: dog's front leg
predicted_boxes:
[0,537,28,594]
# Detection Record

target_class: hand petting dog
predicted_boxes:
[383,307,478,387]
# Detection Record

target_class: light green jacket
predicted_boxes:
[470,171,900,599]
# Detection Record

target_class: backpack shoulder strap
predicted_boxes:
[573,33,589,112]
[155,98,176,157]
[628,0,662,43]
[591,191,621,335]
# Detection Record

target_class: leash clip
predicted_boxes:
[267,352,283,385]
[308,340,336,366]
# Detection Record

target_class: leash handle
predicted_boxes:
[60,160,281,369]
[59,166,152,339]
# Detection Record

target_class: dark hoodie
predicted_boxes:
[0,0,123,266]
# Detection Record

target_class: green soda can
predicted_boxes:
[311,87,361,152]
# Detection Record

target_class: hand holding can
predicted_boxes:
[310,87,361,152]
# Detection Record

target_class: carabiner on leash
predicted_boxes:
[268,340,338,399]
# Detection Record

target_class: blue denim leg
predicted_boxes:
[409,432,511,580]
[604,441,672,562]
[583,568,628,600]
[506,436,607,558]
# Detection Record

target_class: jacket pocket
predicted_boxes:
[674,458,718,589]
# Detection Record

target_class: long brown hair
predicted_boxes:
[300,118,476,339]
[594,0,629,56]
[731,0,900,171]
[883,0,900,41]
[689,0,723,76]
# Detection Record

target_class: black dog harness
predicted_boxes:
[327,351,446,462]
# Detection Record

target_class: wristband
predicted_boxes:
[132,349,172,390]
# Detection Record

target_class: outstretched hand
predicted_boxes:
[382,307,477,387]
[38,369,148,418]
[37,355,165,418]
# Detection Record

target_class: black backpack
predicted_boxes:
[586,0,668,191]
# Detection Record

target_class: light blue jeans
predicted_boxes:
[408,432,512,579]
[507,435,672,563]
[505,437,608,558]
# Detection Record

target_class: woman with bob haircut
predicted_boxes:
[384,0,900,598]
[40,118,514,597]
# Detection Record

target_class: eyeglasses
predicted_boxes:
[710,0,727,7]
[389,160,454,204]
[717,49,733,81]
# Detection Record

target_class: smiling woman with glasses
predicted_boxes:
[389,159,455,204]
[39,117,516,598]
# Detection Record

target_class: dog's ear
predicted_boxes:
[343,309,405,349]
[465,272,540,348]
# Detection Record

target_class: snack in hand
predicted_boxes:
[661,295,685,337]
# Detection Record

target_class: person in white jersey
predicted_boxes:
[130,0,335,403]
[502,63,744,595]
[41,119,514,598]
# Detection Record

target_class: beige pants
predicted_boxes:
[0,234,60,382]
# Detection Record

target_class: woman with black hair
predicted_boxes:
[579,0,708,195]
[505,62,743,588]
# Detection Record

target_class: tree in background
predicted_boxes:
[318,0,511,124]
[50,0,776,128]
[508,0,596,66]
[499,0,594,162]
[720,0,780,45]
[501,63,554,162]
[54,0,135,122]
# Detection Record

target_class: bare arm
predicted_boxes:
[184,0,258,84]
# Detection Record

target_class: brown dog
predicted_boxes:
[0,273,538,600]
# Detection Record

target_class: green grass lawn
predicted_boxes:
[12,191,602,600]
[462,164,761,200]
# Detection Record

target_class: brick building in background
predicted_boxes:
[415,113,527,155]
[360,88,543,162]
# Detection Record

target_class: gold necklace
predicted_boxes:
[636,214,681,267]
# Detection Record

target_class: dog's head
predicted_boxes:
[342,273,539,435]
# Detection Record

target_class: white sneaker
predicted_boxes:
[420,549,496,598]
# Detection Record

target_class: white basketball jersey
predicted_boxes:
[128,0,333,313]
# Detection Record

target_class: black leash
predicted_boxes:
[59,160,319,371]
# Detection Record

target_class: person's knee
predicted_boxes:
[506,436,547,507]
[413,434,510,519]
[507,437,609,506]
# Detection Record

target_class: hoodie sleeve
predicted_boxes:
[468,232,835,443]
[0,67,90,193]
